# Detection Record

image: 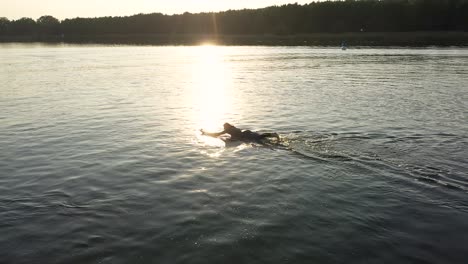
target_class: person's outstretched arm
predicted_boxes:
[200,129,226,138]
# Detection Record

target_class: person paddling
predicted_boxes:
[200,123,280,143]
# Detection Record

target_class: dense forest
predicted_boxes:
[1,0,468,45]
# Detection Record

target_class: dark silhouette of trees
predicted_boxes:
[9,17,37,35]
[37,15,60,35]
[1,0,467,39]
[0,17,9,35]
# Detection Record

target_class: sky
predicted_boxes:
[1,0,318,20]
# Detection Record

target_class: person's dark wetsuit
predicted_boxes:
[201,123,280,143]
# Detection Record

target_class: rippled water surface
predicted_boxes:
[1,44,468,264]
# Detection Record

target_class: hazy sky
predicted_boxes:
[1,0,317,20]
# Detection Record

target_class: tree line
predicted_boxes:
[1,0,467,37]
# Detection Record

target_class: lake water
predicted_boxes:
[1,44,467,264]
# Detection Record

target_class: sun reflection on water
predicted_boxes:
[190,45,234,147]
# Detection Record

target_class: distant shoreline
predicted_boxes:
[1,32,468,46]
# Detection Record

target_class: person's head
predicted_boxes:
[223,123,233,130]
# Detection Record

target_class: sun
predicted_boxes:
[199,42,217,47]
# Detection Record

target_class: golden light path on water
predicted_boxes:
[189,44,240,152]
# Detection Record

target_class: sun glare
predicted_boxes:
[200,42,217,47]
[191,45,233,137]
